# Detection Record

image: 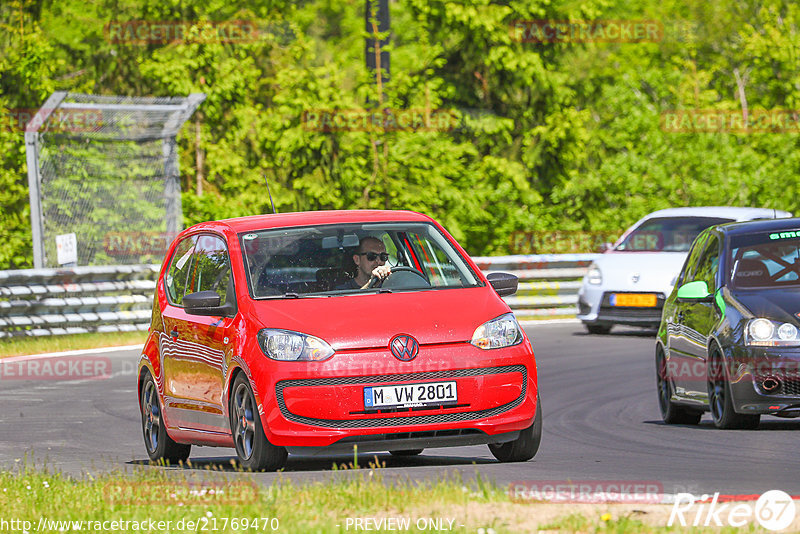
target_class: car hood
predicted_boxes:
[592,252,688,293]
[244,287,509,351]
[729,288,800,324]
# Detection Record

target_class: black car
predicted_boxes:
[656,217,800,429]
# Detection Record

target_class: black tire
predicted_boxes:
[585,323,612,335]
[489,395,542,462]
[656,346,702,425]
[230,373,287,471]
[140,372,191,464]
[389,449,423,456]
[707,349,760,430]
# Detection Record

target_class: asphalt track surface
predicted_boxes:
[1,323,798,496]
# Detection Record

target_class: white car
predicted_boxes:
[577,207,792,334]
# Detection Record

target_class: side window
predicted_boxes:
[676,233,708,287]
[693,235,720,291]
[165,236,196,305]
[382,234,400,265]
[187,235,231,303]
[404,231,465,286]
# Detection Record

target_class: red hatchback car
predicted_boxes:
[138,210,541,470]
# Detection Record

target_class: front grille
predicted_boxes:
[754,372,800,397]
[597,307,664,321]
[275,365,527,428]
[350,403,469,415]
[781,379,800,396]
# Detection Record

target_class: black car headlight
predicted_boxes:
[257,329,335,361]
[746,318,800,347]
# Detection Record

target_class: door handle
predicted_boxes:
[170,328,179,339]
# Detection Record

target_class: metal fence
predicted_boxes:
[0,254,597,338]
[25,92,205,268]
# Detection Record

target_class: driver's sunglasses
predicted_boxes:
[359,252,389,262]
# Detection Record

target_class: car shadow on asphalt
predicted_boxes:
[642,419,800,430]
[128,453,495,472]
[573,329,658,338]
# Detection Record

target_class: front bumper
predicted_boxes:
[285,429,521,455]
[251,342,538,448]
[577,285,666,327]
[727,346,800,416]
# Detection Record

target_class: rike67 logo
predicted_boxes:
[669,490,797,531]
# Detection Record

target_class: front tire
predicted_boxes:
[140,372,191,464]
[585,323,612,335]
[656,346,701,425]
[230,374,287,471]
[489,395,542,462]
[707,349,760,429]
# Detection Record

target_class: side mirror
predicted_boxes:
[183,290,236,317]
[676,280,712,302]
[597,242,614,253]
[487,272,518,297]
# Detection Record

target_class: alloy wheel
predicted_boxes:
[232,382,257,460]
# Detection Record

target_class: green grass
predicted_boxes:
[0,463,773,533]
[0,331,146,358]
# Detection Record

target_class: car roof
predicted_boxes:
[714,216,800,237]
[637,206,792,222]
[185,210,435,235]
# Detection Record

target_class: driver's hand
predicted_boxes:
[372,265,391,280]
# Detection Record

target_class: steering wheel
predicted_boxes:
[366,266,428,289]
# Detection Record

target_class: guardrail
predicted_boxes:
[0,254,597,337]
[472,254,597,323]
[0,265,159,338]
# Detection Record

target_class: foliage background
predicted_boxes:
[1,0,798,268]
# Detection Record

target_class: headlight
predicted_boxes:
[257,329,335,361]
[746,319,800,347]
[586,264,602,285]
[471,313,522,349]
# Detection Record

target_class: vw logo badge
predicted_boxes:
[390,334,419,362]
[631,272,641,283]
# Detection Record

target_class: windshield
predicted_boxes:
[240,221,482,299]
[615,216,733,252]
[728,231,800,289]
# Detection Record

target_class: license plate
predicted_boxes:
[364,381,457,409]
[611,293,657,307]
